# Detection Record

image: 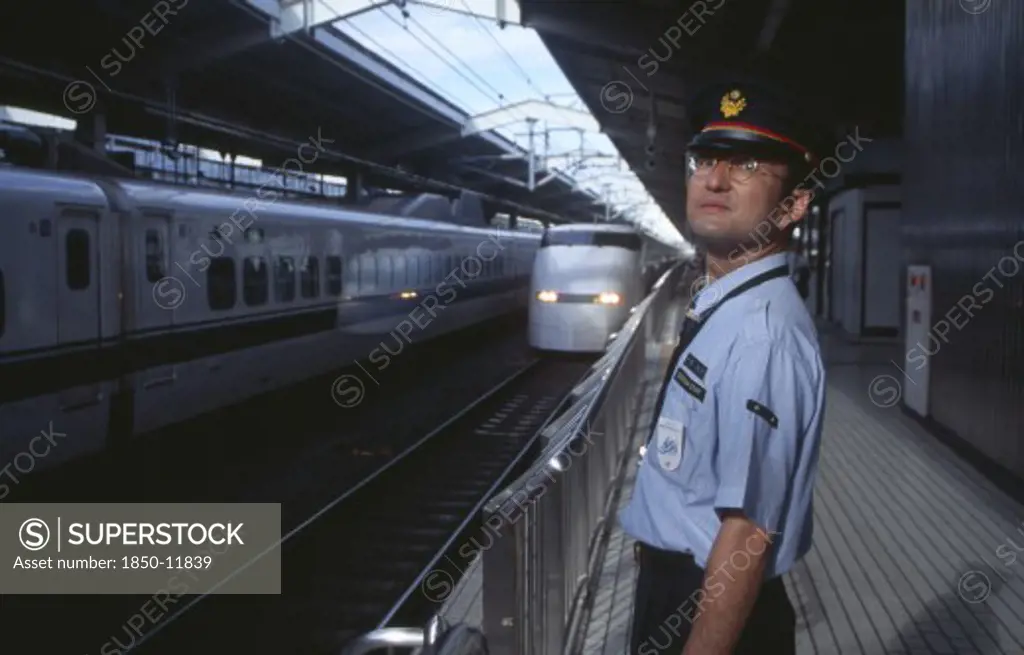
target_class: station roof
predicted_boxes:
[517,0,904,229]
[0,0,622,225]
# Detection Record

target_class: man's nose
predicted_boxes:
[704,161,732,190]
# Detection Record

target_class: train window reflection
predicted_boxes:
[66,228,91,290]
[326,256,343,296]
[145,229,165,283]
[540,230,642,250]
[301,257,319,298]
[276,257,296,302]
[207,257,236,310]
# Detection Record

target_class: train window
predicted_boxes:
[404,257,414,286]
[300,257,319,298]
[540,230,643,251]
[326,256,343,296]
[145,229,165,283]
[347,258,359,296]
[66,228,90,290]
[207,257,236,310]
[379,255,393,289]
[0,268,5,338]
[360,254,376,293]
[275,257,296,302]
[393,255,405,288]
[243,257,268,306]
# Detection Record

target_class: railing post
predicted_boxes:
[538,473,566,653]
[483,511,523,655]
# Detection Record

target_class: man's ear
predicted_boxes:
[773,186,811,231]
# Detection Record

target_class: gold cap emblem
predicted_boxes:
[720,90,746,119]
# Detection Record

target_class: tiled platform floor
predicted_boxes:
[436,324,1024,655]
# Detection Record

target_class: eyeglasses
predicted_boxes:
[685,153,777,184]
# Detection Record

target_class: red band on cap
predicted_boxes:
[702,121,811,157]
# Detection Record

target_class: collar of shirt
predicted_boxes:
[692,252,790,317]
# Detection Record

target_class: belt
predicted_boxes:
[633,541,695,567]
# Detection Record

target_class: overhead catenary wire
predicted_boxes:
[459,0,545,101]
[225,0,655,226]
[319,0,488,108]
[377,4,507,104]
[321,1,678,239]
[337,0,538,136]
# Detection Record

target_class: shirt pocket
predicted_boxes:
[673,387,716,502]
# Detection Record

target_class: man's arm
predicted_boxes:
[681,339,812,654]
[680,512,773,655]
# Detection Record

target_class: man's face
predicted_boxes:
[684,150,799,250]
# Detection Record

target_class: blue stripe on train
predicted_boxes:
[0,277,528,404]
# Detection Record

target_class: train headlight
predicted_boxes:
[398,291,418,299]
[536,290,559,303]
[595,292,621,305]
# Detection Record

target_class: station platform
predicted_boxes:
[437,321,1024,654]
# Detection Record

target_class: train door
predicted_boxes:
[125,213,180,436]
[57,210,101,345]
[139,214,177,387]
[56,209,106,422]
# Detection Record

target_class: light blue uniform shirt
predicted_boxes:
[619,252,826,580]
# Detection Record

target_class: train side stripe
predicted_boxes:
[0,277,528,404]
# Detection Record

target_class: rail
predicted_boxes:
[477,261,688,655]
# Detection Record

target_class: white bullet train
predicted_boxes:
[528,223,646,353]
[0,166,540,473]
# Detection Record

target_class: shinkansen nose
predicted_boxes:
[534,290,623,304]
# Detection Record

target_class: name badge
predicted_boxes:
[654,417,684,471]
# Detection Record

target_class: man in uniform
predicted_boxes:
[619,79,828,655]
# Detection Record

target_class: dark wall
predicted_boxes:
[904,1,1024,477]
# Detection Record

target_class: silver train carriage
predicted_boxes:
[528,223,645,353]
[0,167,540,475]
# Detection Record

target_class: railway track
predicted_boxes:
[114,357,593,654]
[3,316,547,653]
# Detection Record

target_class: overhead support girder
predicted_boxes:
[366,99,595,162]
[271,0,520,37]
[462,99,597,136]
[450,153,525,165]
[458,163,558,191]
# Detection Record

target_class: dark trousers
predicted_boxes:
[628,542,796,655]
